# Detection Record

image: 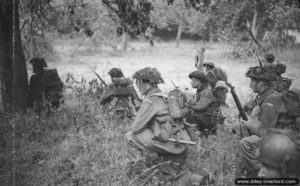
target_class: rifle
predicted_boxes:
[226,82,248,138]
[168,138,196,145]
[171,80,178,88]
[87,65,107,87]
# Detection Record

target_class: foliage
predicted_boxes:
[102,0,214,38]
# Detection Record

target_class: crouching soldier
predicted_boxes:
[125,67,208,185]
[258,129,300,179]
[28,58,64,109]
[100,68,140,119]
[185,71,226,134]
[238,66,282,176]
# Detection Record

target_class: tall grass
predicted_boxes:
[1,39,300,185]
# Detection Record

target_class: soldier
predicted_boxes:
[125,67,208,185]
[238,66,282,174]
[100,68,139,119]
[28,58,64,108]
[185,71,225,134]
[203,62,228,88]
[258,129,300,178]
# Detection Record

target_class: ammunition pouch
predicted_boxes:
[150,114,172,142]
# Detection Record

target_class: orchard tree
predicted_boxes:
[0,0,97,113]
[102,0,215,49]
[213,0,300,46]
[151,1,191,47]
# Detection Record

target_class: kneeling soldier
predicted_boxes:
[125,67,208,185]
[100,68,139,119]
[185,71,225,134]
[28,58,64,109]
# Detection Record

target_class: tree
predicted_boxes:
[213,0,300,44]
[102,0,214,49]
[0,0,28,112]
[0,0,98,112]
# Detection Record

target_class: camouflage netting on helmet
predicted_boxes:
[245,66,278,81]
[108,68,124,78]
[133,67,164,84]
[188,70,208,82]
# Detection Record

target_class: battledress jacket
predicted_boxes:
[247,89,282,135]
[185,84,222,130]
[126,87,189,156]
[239,89,282,169]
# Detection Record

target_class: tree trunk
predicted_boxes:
[120,29,129,52]
[176,13,184,48]
[0,0,28,112]
[251,8,258,39]
[208,24,215,42]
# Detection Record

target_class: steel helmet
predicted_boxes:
[133,67,164,84]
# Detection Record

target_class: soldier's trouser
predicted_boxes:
[125,130,208,185]
[186,112,216,133]
[239,135,261,170]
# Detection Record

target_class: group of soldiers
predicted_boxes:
[98,51,300,185]
[28,51,300,185]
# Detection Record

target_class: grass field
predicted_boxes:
[1,37,300,186]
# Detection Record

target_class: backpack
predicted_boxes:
[207,67,228,87]
[280,89,300,130]
[151,88,188,119]
[212,87,228,106]
[42,69,64,102]
[213,67,228,83]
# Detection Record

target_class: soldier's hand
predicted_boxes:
[241,120,252,131]
[241,119,259,134]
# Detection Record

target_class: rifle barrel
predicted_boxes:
[87,65,107,87]
[168,138,196,145]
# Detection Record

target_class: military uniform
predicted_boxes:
[239,66,285,171]
[100,68,138,119]
[185,71,224,134]
[28,58,64,108]
[100,82,137,119]
[125,67,208,185]
[203,62,228,87]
